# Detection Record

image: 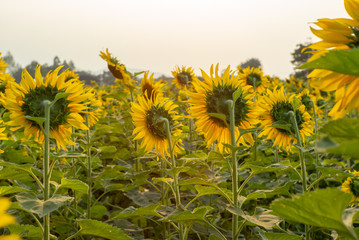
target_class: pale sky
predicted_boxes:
[1,0,349,79]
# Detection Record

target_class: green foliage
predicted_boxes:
[299,48,359,76]
[16,192,73,218]
[76,219,134,240]
[271,188,358,239]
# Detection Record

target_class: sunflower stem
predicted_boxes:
[226,99,239,240]
[289,110,309,240]
[43,100,52,240]
[85,112,92,219]
[310,100,320,187]
[130,86,140,172]
[159,117,184,240]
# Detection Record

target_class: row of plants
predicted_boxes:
[1,0,359,239]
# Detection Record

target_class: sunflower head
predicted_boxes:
[131,95,183,158]
[141,71,164,102]
[99,48,132,84]
[172,66,198,90]
[3,65,90,149]
[239,67,269,93]
[188,64,256,152]
[342,170,359,204]
[0,53,8,74]
[255,87,313,152]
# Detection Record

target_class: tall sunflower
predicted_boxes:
[306,0,359,118]
[187,64,256,152]
[238,67,270,93]
[254,87,313,152]
[131,95,183,158]
[2,65,91,149]
[171,65,199,90]
[342,170,359,204]
[141,71,165,102]
[99,48,133,87]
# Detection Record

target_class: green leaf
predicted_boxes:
[112,203,162,219]
[327,139,359,159]
[0,160,33,173]
[7,224,42,239]
[271,188,358,240]
[53,92,72,103]
[161,206,213,226]
[207,151,225,163]
[227,207,280,229]
[264,232,302,240]
[99,145,117,153]
[299,48,359,76]
[271,120,292,134]
[25,116,45,126]
[207,113,227,126]
[77,219,133,240]
[16,192,73,218]
[233,88,243,103]
[242,161,291,176]
[320,119,359,142]
[317,167,352,180]
[59,178,89,194]
[90,205,108,219]
[0,186,29,197]
[246,181,294,201]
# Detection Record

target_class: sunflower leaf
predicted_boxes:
[207,113,227,127]
[233,88,243,103]
[58,178,89,195]
[299,48,359,76]
[52,92,72,105]
[16,192,73,218]
[76,219,133,240]
[25,116,45,126]
[271,188,358,240]
[271,120,292,134]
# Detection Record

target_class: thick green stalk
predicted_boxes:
[227,100,238,240]
[85,113,92,219]
[160,117,184,240]
[289,111,309,240]
[43,100,52,240]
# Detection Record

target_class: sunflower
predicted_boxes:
[82,86,102,127]
[99,48,133,87]
[238,67,270,93]
[0,197,21,240]
[131,95,183,158]
[2,65,91,150]
[0,53,7,74]
[305,0,359,118]
[187,64,256,152]
[342,170,359,204]
[254,87,313,152]
[141,71,165,101]
[171,65,199,90]
[59,69,79,82]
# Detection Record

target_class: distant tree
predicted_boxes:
[240,58,262,69]
[291,42,313,79]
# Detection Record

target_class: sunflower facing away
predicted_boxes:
[187,64,256,152]
[99,48,133,87]
[306,0,359,118]
[141,71,165,102]
[131,95,183,158]
[171,65,199,90]
[2,65,91,149]
[238,67,270,93]
[254,87,313,152]
[342,170,359,204]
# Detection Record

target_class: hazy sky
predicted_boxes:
[1,0,349,79]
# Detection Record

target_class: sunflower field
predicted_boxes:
[2,1,359,240]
